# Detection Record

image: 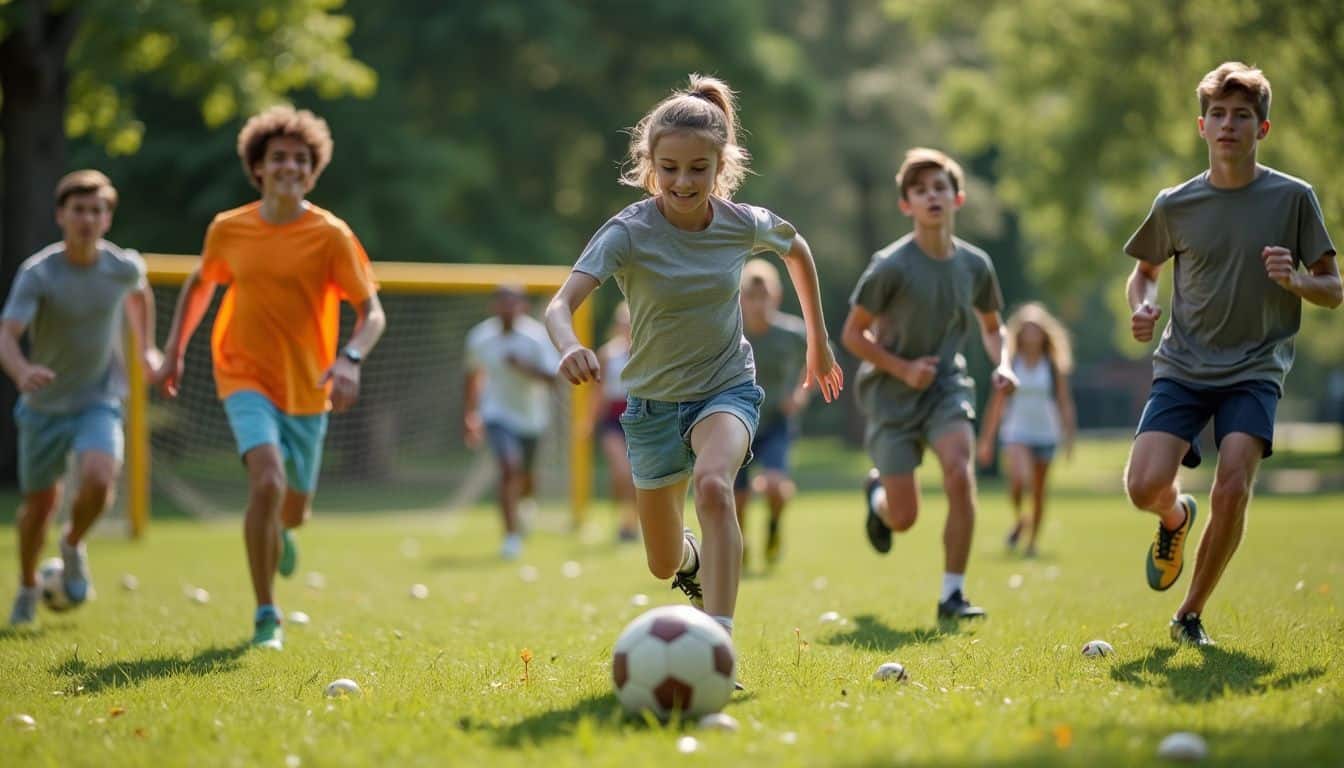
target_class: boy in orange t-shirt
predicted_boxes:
[159,106,386,650]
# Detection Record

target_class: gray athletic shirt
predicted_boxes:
[1,241,146,413]
[574,197,797,401]
[1124,167,1336,390]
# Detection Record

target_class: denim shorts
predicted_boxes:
[223,391,329,494]
[1136,377,1279,468]
[1003,441,1057,463]
[484,421,540,471]
[14,400,123,494]
[733,418,794,491]
[620,380,764,490]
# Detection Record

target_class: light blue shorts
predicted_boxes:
[223,391,328,494]
[619,380,764,490]
[14,401,123,494]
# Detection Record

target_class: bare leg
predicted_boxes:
[1004,443,1033,544]
[1124,432,1190,529]
[16,487,61,588]
[1177,433,1262,616]
[497,458,522,535]
[761,470,794,524]
[1025,458,1050,552]
[602,431,638,535]
[875,473,920,532]
[65,452,119,545]
[243,445,287,607]
[688,413,751,619]
[279,490,313,530]
[636,479,691,578]
[931,424,976,574]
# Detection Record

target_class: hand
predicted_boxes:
[803,342,844,403]
[143,347,165,380]
[319,357,360,413]
[1063,435,1076,462]
[901,356,939,390]
[976,441,994,468]
[557,345,601,385]
[991,366,1018,395]
[1131,302,1162,343]
[157,355,185,398]
[16,364,55,393]
[1262,246,1297,290]
[464,410,484,449]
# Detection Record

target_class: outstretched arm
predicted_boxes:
[159,268,219,397]
[545,272,601,385]
[977,310,1016,394]
[779,235,843,402]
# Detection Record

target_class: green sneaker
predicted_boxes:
[251,611,284,650]
[1147,495,1196,591]
[278,528,298,578]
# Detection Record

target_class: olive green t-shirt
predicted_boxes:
[1124,166,1335,390]
[849,234,1003,427]
[574,197,797,401]
[747,312,807,429]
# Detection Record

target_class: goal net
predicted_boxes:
[121,256,592,533]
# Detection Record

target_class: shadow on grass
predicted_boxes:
[822,614,958,651]
[1109,644,1325,703]
[51,641,250,694]
[489,692,629,747]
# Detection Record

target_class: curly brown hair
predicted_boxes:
[236,105,334,191]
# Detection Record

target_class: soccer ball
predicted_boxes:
[38,557,70,612]
[611,605,735,719]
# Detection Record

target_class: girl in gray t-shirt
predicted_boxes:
[545,75,844,651]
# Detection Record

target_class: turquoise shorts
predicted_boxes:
[14,401,123,494]
[619,380,763,490]
[223,391,328,494]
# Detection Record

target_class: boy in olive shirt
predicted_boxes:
[1124,62,1340,646]
[735,259,809,569]
[841,148,1016,621]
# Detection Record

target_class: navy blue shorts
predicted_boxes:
[733,418,794,491]
[1135,378,1279,469]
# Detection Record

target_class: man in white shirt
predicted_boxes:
[464,286,559,559]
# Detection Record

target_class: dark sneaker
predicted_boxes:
[1170,612,1215,646]
[1147,494,1197,591]
[9,586,40,626]
[670,528,704,610]
[937,589,987,620]
[764,519,782,567]
[59,535,93,606]
[864,468,892,554]
[1005,521,1023,552]
[278,528,298,578]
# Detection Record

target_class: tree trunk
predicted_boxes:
[0,2,80,487]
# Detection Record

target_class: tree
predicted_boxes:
[0,0,374,485]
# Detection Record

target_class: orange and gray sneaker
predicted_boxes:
[1146,494,1197,591]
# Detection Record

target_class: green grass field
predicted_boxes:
[1,443,1341,766]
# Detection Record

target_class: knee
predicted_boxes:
[1210,473,1252,516]
[248,469,287,507]
[693,472,734,515]
[1124,469,1168,510]
[941,460,973,496]
[883,484,918,532]
[646,551,680,580]
[763,476,793,504]
[78,462,117,501]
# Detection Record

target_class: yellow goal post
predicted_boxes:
[123,254,593,537]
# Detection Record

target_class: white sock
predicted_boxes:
[678,535,699,574]
[941,573,965,602]
[712,615,733,635]
[869,484,886,512]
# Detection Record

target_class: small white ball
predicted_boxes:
[324,678,361,698]
[1157,731,1208,761]
[409,584,429,600]
[288,611,310,626]
[818,611,842,624]
[518,565,539,583]
[629,593,649,607]
[697,712,739,732]
[120,574,139,591]
[676,736,700,754]
[561,561,582,579]
[7,713,36,731]
[1007,573,1025,590]
[873,662,909,682]
[1081,640,1114,657]
[306,572,327,590]
[189,587,210,604]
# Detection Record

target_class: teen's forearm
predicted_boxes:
[979,391,1004,446]
[1288,272,1344,309]
[840,327,908,380]
[164,271,215,358]
[545,299,582,354]
[0,331,29,383]
[463,372,481,416]
[345,295,388,356]
[782,235,831,342]
[1126,266,1159,311]
[125,286,157,358]
[981,325,1007,369]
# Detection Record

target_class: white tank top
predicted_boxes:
[602,344,630,401]
[1000,357,1061,445]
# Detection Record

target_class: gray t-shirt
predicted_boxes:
[1125,167,1336,389]
[850,234,1003,427]
[574,197,797,401]
[748,313,807,429]
[1,241,146,413]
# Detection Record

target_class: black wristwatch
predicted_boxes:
[341,346,363,365]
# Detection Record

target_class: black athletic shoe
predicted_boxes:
[864,468,892,554]
[937,589,987,620]
[1170,612,1215,646]
[670,529,704,610]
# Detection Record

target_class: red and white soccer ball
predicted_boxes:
[611,605,736,719]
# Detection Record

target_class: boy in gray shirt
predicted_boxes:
[842,148,1015,621]
[0,170,160,626]
[1123,62,1340,646]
